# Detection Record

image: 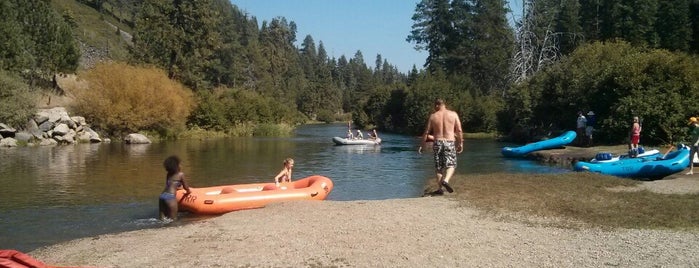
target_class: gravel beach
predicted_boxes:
[30,188,699,267]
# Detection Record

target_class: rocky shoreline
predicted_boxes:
[0,106,153,147]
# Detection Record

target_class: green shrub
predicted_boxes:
[315,110,335,123]
[72,62,194,135]
[188,87,308,133]
[0,71,36,128]
[253,123,294,136]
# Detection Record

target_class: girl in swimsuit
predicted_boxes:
[273,158,294,186]
[159,155,191,221]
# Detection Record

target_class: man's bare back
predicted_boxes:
[418,99,463,154]
[428,109,461,141]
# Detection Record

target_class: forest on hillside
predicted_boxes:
[1,0,698,145]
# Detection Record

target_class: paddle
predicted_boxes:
[661,145,675,159]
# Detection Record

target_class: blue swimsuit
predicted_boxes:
[160,177,182,201]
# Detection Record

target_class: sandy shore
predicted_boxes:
[31,191,699,268]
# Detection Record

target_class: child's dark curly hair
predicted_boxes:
[163,155,181,177]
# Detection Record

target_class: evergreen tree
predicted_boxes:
[656,0,692,51]
[0,0,79,79]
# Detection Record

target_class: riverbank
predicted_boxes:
[30,171,699,267]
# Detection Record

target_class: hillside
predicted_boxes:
[50,0,135,70]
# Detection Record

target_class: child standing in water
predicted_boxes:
[159,155,191,221]
[274,158,294,186]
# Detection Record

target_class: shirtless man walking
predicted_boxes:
[418,99,463,194]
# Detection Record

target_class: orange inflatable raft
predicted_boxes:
[0,249,91,268]
[175,175,333,214]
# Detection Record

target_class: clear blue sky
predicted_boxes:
[230,0,522,74]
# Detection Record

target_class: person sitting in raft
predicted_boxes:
[346,129,354,140]
[356,129,364,139]
[273,158,294,187]
[159,155,191,221]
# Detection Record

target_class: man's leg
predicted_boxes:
[441,167,455,193]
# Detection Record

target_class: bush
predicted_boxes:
[72,62,194,135]
[0,71,36,128]
[188,87,307,132]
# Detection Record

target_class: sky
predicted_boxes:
[231,0,523,74]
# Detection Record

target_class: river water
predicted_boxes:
[0,123,568,251]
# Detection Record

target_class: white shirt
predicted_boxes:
[577,115,587,128]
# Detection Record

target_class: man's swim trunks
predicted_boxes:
[432,140,457,171]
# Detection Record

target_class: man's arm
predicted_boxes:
[454,113,463,153]
[418,116,433,154]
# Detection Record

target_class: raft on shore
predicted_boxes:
[573,145,690,179]
[501,130,576,157]
[176,175,334,214]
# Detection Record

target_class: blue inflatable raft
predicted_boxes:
[573,144,691,179]
[501,130,577,157]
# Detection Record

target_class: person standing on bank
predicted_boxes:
[629,116,642,153]
[686,117,699,175]
[576,111,587,146]
[586,111,596,147]
[418,99,463,194]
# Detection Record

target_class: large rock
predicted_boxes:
[14,131,32,142]
[39,138,58,146]
[76,132,92,143]
[62,129,76,144]
[39,121,54,132]
[0,123,16,136]
[53,123,70,136]
[26,119,43,139]
[34,112,49,124]
[124,133,151,144]
[59,115,76,129]
[71,116,86,126]
[84,127,102,143]
[45,107,69,123]
[0,137,17,147]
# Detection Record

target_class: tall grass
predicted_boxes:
[439,172,699,230]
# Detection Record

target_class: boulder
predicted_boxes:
[39,121,54,132]
[59,115,76,129]
[84,127,102,143]
[63,129,76,144]
[0,123,16,136]
[45,107,69,123]
[39,138,58,146]
[53,123,70,136]
[71,116,86,126]
[14,131,32,142]
[34,112,49,124]
[124,133,151,144]
[76,131,92,143]
[0,137,17,147]
[25,119,43,139]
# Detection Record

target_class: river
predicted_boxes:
[0,123,568,251]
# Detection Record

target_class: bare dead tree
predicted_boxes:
[508,0,560,89]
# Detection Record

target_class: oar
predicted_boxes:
[661,145,675,159]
